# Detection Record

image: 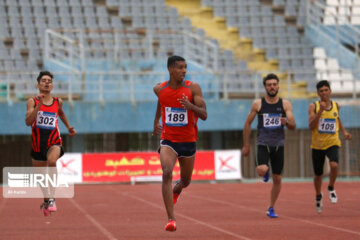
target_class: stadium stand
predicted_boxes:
[0,0,359,102]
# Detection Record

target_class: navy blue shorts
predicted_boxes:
[158,140,196,158]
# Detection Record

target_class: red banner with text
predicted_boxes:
[82,151,215,183]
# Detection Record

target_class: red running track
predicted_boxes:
[0,181,359,240]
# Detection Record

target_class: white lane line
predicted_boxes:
[68,198,118,240]
[190,194,360,237]
[110,187,252,240]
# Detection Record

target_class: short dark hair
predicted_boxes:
[263,73,279,86]
[316,80,331,90]
[37,71,53,83]
[167,55,185,68]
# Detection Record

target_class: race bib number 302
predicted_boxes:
[318,118,336,134]
[165,107,188,127]
[263,113,282,129]
[36,111,56,130]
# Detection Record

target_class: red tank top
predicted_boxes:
[31,97,62,152]
[159,80,198,142]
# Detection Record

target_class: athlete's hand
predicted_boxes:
[68,127,76,137]
[152,122,162,136]
[178,94,193,110]
[241,144,250,157]
[319,101,326,112]
[281,117,287,126]
[37,94,45,106]
[344,131,352,140]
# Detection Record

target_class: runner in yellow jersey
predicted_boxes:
[308,80,351,213]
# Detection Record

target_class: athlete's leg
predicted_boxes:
[269,146,283,208]
[32,159,48,167]
[173,155,195,195]
[160,146,178,221]
[256,145,270,177]
[327,146,339,188]
[32,159,49,200]
[47,145,62,167]
[312,149,325,196]
[328,161,338,187]
[270,174,281,207]
[326,146,339,203]
[46,146,62,200]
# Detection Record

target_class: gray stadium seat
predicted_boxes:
[20,6,32,17]
[32,0,44,7]
[43,0,55,7]
[19,0,31,6]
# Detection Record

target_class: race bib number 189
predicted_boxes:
[318,118,336,134]
[36,111,56,130]
[263,113,282,129]
[165,107,188,127]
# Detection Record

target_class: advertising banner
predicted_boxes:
[214,150,242,180]
[82,151,215,183]
[56,153,83,184]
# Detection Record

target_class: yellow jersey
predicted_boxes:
[311,100,341,150]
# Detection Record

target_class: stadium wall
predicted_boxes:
[1,99,360,135]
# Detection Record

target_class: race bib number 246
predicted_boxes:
[263,113,282,129]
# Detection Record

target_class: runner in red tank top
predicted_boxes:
[25,71,76,216]
[153,56,207,231]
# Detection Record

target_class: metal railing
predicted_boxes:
[44,29,220,73]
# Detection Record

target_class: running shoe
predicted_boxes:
[173,180,181,204]
[165,220,176,231]
[48,199,57,212]
[316,193,323,213]
[40,201,50,216]
[266,207,278,218]
[328,190,338,203]
[263,170,270,183]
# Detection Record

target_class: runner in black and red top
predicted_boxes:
[153,56,207,231]
[25,71,76,216]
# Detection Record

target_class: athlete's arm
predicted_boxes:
[308,102,325,130]
[179,83,207,120]
[25,96,42,126]
[153,100,162,136]
[152,84,163,136]
[153,83,161,97]
[282,100,296,130]
[242,100,260,157]
[337,104,352,140]
[58,98,76,137]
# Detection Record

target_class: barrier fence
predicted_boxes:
[56,150,242,184]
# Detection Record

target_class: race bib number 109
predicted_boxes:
[165,107,188,127]
[318,118,336,134]
[36,111,56,130]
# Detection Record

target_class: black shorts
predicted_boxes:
[31,145,64,161]
[312,145,339,176]
[256,145,284,175]
[158,140,196,158]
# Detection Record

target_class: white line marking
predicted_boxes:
[68,198,118,240]
[110,187,252,240]
[190,194,360,236]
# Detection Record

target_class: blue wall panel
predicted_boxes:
[1,99,359,135]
